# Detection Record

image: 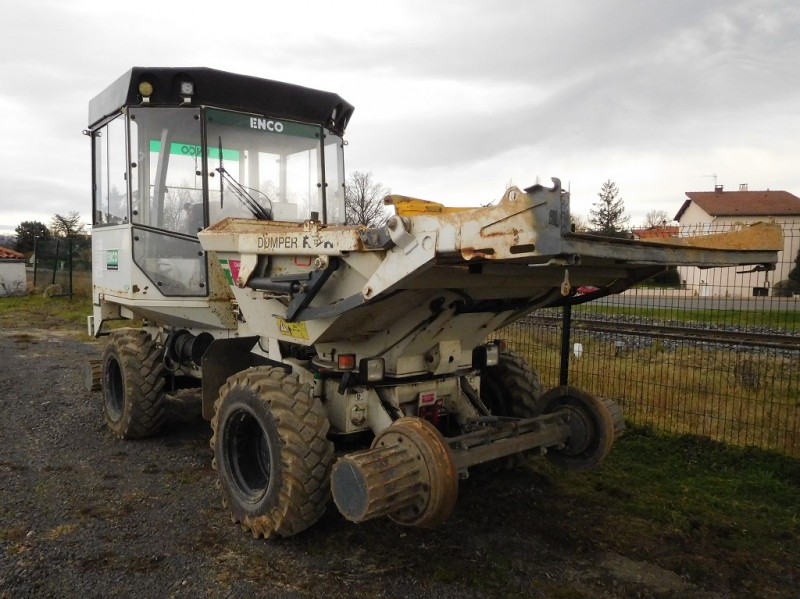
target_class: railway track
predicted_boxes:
[527,315,799,351]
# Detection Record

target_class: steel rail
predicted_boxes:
[526,315,800,351]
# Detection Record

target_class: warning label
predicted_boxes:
[275,317,309,340]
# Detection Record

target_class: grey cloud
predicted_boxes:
[0,0,798,229]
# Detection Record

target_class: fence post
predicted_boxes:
[52,238,59,286]
[67,238,73,297]
[33,237,38,287]
[559,303,572,386]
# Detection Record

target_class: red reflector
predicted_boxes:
[338,354,356,370]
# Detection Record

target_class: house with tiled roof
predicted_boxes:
[673,185,800,297]
[0,246,26,296]
[0,246,24,260]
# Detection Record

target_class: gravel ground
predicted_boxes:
[0,328,715,599]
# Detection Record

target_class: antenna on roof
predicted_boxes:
[702,173,718,189]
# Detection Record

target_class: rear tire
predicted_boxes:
[480,350,544,465]
[481,349,544,418]
[210,366,334,538]
[101,329,166,439]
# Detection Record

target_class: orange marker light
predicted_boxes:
[338,354,356,370]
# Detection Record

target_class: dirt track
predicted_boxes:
[0,329,719,598]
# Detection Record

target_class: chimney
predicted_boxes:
[714,184,724,193]
[739,183,748,191]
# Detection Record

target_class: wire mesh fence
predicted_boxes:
[497,220,800,457]
[29,237,92,296]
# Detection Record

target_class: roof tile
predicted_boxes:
[675,190,800,221]
[0,246,24,259]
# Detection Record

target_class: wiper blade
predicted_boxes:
[216,165,273,221]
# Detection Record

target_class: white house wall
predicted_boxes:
[676,202,713,227]
[676,209,800,297]
[0,261,26,296]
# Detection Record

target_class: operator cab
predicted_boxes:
[88,67,353,298]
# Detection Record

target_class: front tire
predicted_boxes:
[210,366,334,539]
[101,329,166,439]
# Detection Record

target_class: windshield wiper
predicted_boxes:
[216,137,273,220]
[216,166,273,220]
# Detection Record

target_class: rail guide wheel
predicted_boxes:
[539,385,624,471]
[331,417,459,528]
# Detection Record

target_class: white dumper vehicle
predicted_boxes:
[86,67,782,538]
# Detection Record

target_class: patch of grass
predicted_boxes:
[43,523,79,540]
[532,427,800,591]
[502,327,800,457]
[0,526,27,542]
[431,553,524,594]
[4,542,31,556]
[166,467,207,485]
[0,294,91,332]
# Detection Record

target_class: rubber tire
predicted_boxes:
[541,386,616,472]
[481,350,544,418]
[210,366,334,539]
[101,329,166,439]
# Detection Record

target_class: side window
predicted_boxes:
[130,107,204,236]
[128,107,207,297]
[323,132,345,224]
[93,115,128,225]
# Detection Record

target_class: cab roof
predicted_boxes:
[88,67,354,135]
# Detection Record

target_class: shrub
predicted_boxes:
[772,279,800,297]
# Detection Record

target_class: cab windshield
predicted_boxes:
[205,108,345,225]
[124,106,345,234]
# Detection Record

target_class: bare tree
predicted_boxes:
[571,214,590,232]
[642,209,671,228]
[50,212,86,238]
[345,171,389,227]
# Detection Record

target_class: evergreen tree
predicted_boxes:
[589,180,630,237]
[14,221,51,253]
[789,247,800,285]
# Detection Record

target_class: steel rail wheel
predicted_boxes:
[539,385,620,471]
[332,417,458,528]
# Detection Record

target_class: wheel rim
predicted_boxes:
[558,404,594,455]
[105,356,124,421]
[224,408,271,503]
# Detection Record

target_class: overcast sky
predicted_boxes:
[1,0,798,235]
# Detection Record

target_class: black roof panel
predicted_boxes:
[88,67,354,135]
